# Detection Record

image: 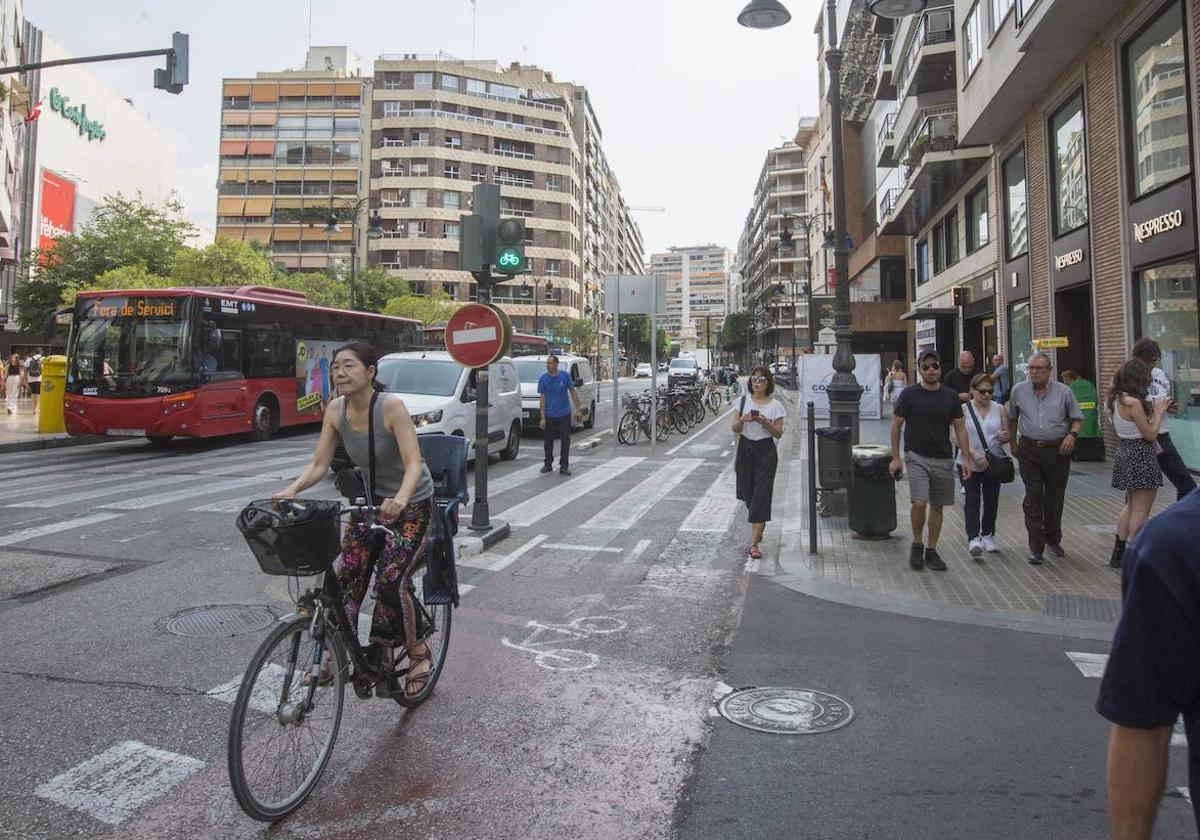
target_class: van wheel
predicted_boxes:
[500,421,520,461]
[583,401,596,429]
[250,398,275,442]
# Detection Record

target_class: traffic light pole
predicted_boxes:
[469,268,494,532]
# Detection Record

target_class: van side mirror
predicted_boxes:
[573,378,583,388]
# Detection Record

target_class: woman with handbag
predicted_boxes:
[733,366,786,560]
[1106,359,1169,569]
[962,374,1012,557]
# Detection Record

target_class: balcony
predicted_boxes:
[894,7,956,100]
[876,112,898,167]
[874,39,896,101]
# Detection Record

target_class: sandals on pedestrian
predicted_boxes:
[748,545,763,560]
[404,643,432,700]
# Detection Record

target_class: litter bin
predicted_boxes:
[849,444,897,538]
[816,426,852,490]
[37,354,67,434]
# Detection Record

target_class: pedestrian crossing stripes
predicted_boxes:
[502,457,643,528]
[5,474,201,508]
[0,512,123,547]
[680,459,738,533]
[580,458,703,530]
[1066,651,1108,678]
[102,477,270,510]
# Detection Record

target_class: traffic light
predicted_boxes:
[460,214,485,271]
[494,217,525,276]
[154,32,189,94]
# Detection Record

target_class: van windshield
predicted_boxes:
[670,359,697,369]
[376,358,462,396]
[514,358,549,384]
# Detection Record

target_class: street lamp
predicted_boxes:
[325,197,384,311]
[739,0,863,440]
[867,0,927,19]
[522,275,543,336]
[780,212,833,368]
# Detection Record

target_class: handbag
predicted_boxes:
[967,403,1015,484]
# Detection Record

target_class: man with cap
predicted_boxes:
[889,350,974,572]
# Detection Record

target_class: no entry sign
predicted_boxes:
[444,303,510,368]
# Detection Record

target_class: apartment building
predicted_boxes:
[216,47,369,273]
[650,245,733,350]
[0,0,26,338]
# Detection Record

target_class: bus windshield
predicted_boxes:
[68,296,195,395]
[376,358,462,397]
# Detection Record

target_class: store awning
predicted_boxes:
[900,307,957,321]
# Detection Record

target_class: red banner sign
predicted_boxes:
[39,169,76,252]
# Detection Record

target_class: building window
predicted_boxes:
[409,189,428,208]
[916,238,930,285]
[943,208,959,267]
[1008,300,1032,384]
[966,182,989,252]
[1136,259,1199,468]
[989,0,1014,34]
[880,256,906,300]
[545,260,561,276]
[334,117,360,136]
[382,101,402,118]
[1003,145,1028,260]
[444,132,462,149]
[963,2,983,77]
[440,73,459,92]
[1016,0,1041,27]
[414,72,434,90]
[933,222,946,274]
[407,221,426,238]
[466,78,486,95]
[444,163,460,180]
[443,191,460,210]
[1125,0,1191,198]
[1051,90,1088,236]
[444,223,460,239]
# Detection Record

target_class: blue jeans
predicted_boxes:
[963,471,1001,539]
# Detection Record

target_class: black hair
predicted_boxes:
[1106,358,1153,417]
[333,340,384,392]
[1132,337,1161,364]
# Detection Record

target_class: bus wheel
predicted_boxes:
[500,421,520,461]
[147,435,173,445]
[250,398,276,442]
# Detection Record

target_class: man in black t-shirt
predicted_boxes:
[888,350,973,572]
[1098,489,1200,838]
[941,351,978,404]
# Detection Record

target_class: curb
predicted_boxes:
[575,430,610,451]
[456,518,511,558]
[0,434,106,455]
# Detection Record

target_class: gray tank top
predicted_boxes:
[338,394,434,503]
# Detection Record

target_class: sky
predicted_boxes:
[29,0,821,260]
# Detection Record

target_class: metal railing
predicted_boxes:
[880,187,901,220]
[898,108,958,183]
[895,7,955,97]
[378,107,569,137]
[877,112,897,151]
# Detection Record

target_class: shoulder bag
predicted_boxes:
[967,402,1015,484]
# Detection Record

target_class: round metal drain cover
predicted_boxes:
[718,687,854,735]
[163,605,277,639]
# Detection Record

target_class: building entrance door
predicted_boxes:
[1053,284,1096,383]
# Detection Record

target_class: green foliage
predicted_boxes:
[383,285,460,325]
[338,264,411,314]
[275,271,350,309]
[656,326,671,358]
[168,237,275,287]
[721,312,755,353]
[553,317,596,355]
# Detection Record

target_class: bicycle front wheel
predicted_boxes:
[228,614,346,822]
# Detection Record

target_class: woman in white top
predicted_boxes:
[884,360,908,404]
[1106,359,1169,569]
[732,366,786,560]
[960,374,1010,557]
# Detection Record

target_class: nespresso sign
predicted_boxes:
[1055,249,1084,270]
[1133,209,1185,243]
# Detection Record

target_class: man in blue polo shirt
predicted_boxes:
[537,355,581,476]
[1098,488,1200,838]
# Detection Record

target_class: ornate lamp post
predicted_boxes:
[740,0,863,438]
[780,211,833,370]
[522,275,543,335]
[324,197,384,311]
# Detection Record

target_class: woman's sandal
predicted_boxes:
[404,644,432,700]
[748,545,763,560]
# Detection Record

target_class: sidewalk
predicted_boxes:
[0,398,98,454]
[772,410,1172,639]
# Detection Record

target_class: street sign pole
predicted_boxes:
[612,276,620,442]
[650,311,657,451]
[470,275,492,531]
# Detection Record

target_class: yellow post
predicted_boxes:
[37,355,68,434]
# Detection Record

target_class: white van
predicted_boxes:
[375,350,523,461]
[513,354,597,431]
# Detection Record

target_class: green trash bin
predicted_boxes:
[849,444,897,538]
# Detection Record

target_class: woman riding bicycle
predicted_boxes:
[274,340,437,700]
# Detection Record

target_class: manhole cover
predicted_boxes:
[718,687,854,735]
[1044,594,1121,622]
[163,605,277,639]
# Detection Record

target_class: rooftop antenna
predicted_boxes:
[307,0,313,51]
[470,0,478,59]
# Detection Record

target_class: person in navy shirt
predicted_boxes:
[537,355,580,476]
[1097,489,1200,838]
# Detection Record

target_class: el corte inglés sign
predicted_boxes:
[49,87,106,142]
[1133,209,1184,244]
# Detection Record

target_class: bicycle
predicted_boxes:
[227,436,468,822]
[617,392,670,444]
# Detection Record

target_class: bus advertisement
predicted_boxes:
[64,285,422,441]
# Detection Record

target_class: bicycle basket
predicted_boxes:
[622,393,637,410]
[236,499,343,576]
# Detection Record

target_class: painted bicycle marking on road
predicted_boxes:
[500,615,627,671]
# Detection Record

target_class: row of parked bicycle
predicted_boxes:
[617,379,741,445]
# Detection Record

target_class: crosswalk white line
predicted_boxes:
[35,740,205,826]
[679,458,739,532]
[5,474,200,508]
[194,454,311,477]
[502,457,643,528]
[102,476,270,510]
[1066,651,1108,678]
[580,458,703,530]
[0,472,136,502]
[460,534,547,572]
[466,461,549,510]
[541,543,623,553]
[0,512,123,547]
[624,539,652,565]
[206,664,288,714]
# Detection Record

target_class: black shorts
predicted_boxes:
[28,381,41,395]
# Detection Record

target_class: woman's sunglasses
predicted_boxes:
[751,375,768,382]
[975,388,993,394]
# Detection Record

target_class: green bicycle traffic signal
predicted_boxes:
[494,217,526,276]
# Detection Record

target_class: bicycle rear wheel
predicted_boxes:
[392,569,453,708]
[228,614,345,822]
[618,410,641,444]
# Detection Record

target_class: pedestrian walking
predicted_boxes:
[1106,360,1169,570]
[1132,338,1196,501]
[884,359,908,405]
[962,374,1011,558]
[733,366,785,561]
[1096,488,1200,839]
[538,355,581,476]
[23,348,44,415]
[1006,352,1084,565]
[4,352,21,415]
[991,354,1010,404]
[942,351,977,404]
[888,350,973,572]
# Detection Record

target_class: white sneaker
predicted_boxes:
[981,535,999,553]
[968,538,983,558]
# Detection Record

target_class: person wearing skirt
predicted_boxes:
[1107,359,1169,569]
[734,366,786,560]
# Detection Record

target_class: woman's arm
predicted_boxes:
[382,395,426,519]
[731,408,744,434]
[276,401,341,498]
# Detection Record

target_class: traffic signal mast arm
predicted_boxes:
[0,33,189,94]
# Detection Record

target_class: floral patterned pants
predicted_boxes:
[334,498,432,648]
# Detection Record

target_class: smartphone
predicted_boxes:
[749,409,760,418]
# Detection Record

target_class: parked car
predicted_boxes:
[667,357,700,387]
[375,351,522,461]
[658,362,668,372]
[635,363,652,378]
[513,354,598,431]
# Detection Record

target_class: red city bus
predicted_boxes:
[64,286,422,441]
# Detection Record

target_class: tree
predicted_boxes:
[655,326,671,359]
[617,314,651,359]
[169,237,275,287]
[342,265,412,314]
[721,312,754,354]
[383,285,460,324]
[553,317,596,356]
[276,271,350,309]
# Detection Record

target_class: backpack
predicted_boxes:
[28,356,42,378]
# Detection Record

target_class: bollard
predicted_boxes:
[807,401,818,555]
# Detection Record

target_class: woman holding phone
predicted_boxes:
[733,365,786,560]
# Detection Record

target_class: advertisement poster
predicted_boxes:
[800,354,882,420]
[295,340,341,415]
[39,169,76,252]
